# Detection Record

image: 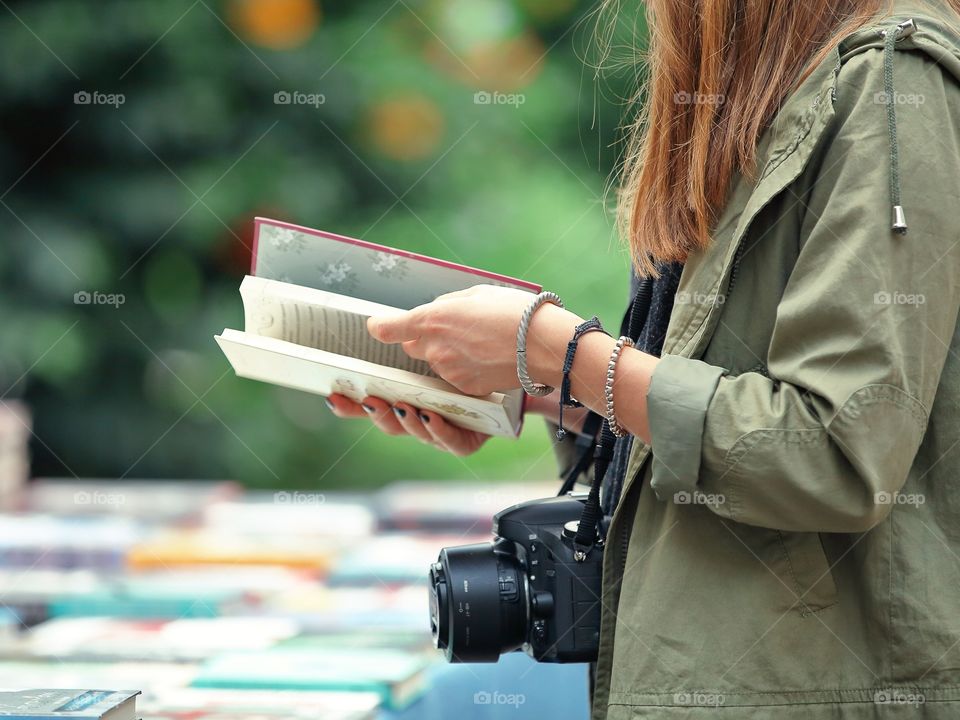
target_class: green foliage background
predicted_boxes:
[0,0,645,489]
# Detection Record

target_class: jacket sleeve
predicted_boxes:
[645,48,960,532]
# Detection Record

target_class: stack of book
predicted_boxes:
[0,689,140,720]
[0,474,587,718]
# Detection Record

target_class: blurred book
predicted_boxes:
[216,217,540,438]
[0,689,138,719]
[259,584,428,634]
[0,609,21,646]
[0,570,103,630]
[376,479,560,532]
[22,617,299,662]
[327,534,485,587]
[0,662,195,696]
[140,688,379,720]
[201,496,375,540]
[24,479,241,521]
[47,587,248,620]
[0,516,144,572]
[192,647,430,711]
[126,528,333,571]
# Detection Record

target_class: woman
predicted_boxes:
[329,0,960,717]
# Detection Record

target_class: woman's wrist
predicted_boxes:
[521,300,658,442]
[523,302,584,389]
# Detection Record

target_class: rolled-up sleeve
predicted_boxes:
[646,356,725,498]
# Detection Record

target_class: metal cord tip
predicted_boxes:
[892,205,908,234]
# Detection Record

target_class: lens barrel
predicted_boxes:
[428,540,527,662]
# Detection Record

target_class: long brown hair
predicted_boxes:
[615,0,956,276]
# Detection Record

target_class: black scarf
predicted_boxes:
[601,261,685,515]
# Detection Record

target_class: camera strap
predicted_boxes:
[557,410,603,496]
[571,276,654,561]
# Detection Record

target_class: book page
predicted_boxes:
[215,331,523,437]
[240,276,435,377]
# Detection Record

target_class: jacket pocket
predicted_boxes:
[775,530,839,615]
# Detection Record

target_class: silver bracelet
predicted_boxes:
[516,291,565,396]
[605,336,635,438]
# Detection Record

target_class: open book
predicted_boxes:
[215,218,541,437]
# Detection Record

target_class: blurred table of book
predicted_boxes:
[0,477,589,719]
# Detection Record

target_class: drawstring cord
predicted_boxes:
[882,19,916,235]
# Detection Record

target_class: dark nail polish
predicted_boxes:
[324,398,335,411]
[362,403,375,414]
[392,407,407,419]
[419,412,430,423]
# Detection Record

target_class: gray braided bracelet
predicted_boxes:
[516,291,564,396]
[605,336,635,437]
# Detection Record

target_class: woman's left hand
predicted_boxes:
[367,285,542,396]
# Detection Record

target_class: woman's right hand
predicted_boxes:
[325,394,491,457]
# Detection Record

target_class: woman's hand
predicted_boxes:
[325,394,490,456]
[367,285,544,396]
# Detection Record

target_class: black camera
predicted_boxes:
[428,494,604,664]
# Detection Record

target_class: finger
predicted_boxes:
[391,402,434,443]
[401,339,427,360]
[367,311,420,344]
[419,410,481,456]
[326,393,368,418]
[361,396,407,436]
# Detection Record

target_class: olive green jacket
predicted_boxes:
[588,8,960,719]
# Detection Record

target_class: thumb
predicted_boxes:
[367,312,416,344]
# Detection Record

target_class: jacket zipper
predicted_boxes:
[726,241,747,294]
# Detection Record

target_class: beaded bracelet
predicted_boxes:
[605,336,635,438]
[516,291,565,396]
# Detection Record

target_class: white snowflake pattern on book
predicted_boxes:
[317,261,358,292]
[370,251,409,280]
[263,225,307,253]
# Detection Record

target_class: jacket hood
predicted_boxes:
[837,9,960,233]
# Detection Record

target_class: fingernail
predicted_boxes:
[418,412,430,423]
[392,407,406,419]
[324,398,335,411]
[361,403,375,414]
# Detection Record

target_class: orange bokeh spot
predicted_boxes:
[424,32,546,92]
[367,96,445,162]
[227,0,320,50]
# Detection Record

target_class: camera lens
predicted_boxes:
[428,541,527,662]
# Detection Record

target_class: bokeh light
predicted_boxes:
[422,0,546,91]
[226,0,321,50]
[365,95,446,162]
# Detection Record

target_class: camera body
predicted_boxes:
[429,494,603,664]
